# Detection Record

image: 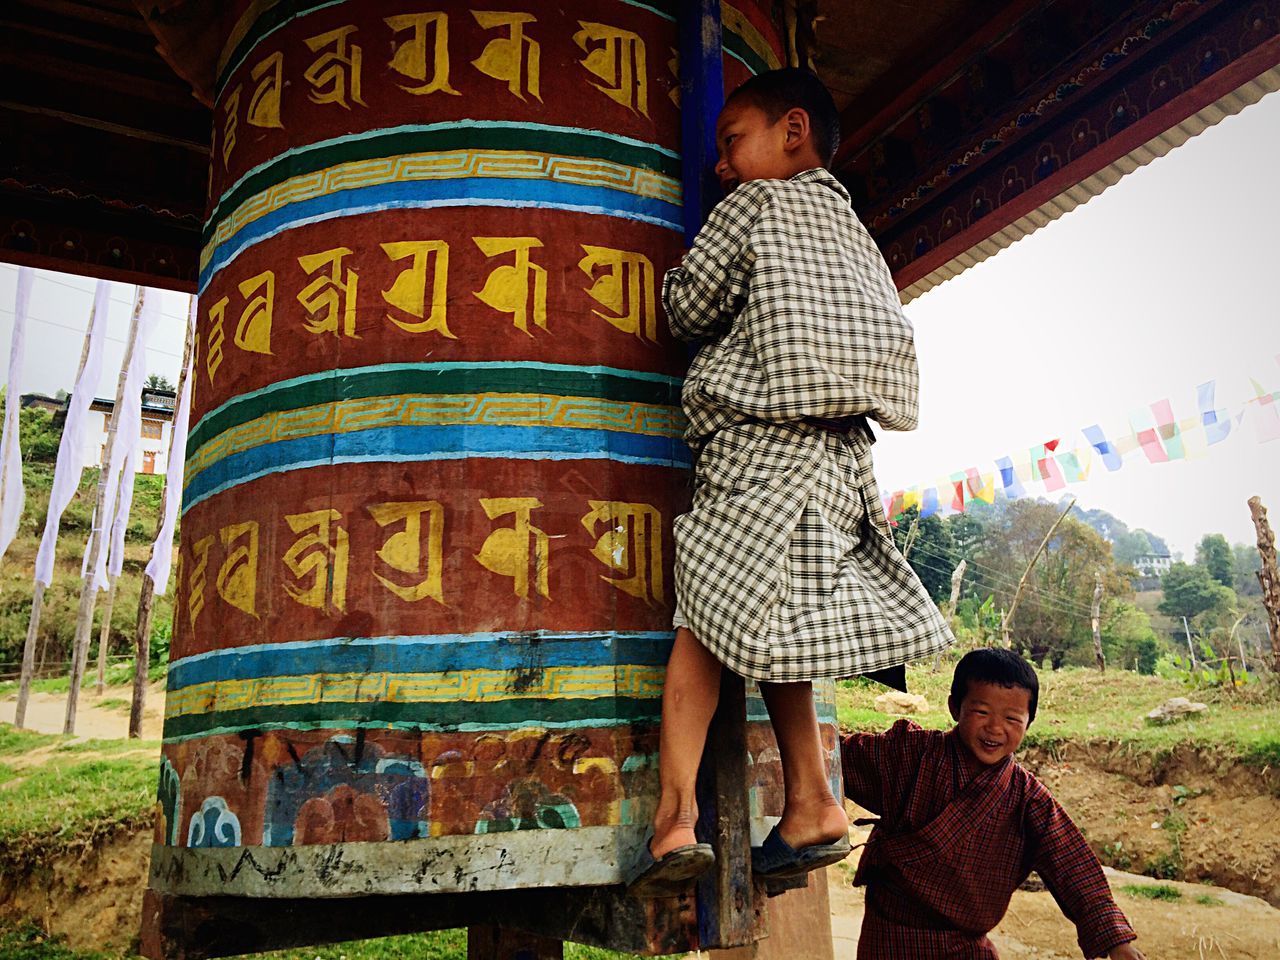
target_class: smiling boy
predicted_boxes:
[842,648,1146,959]
[625,68,953,898]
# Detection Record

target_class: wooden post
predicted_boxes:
[13,581,45,727]
[94,576,118,694]
[14,294,101,728]
[679,0,725,246]
[65,287,146,734]
[901,514,920,559]
[1249,496,1280,671]
[713,870,834,960]
[1002,498,1075,647]
[131,297,195,738]
[1182,616,1196,668]
[677,2,759,952]
[933,558,965,672]
[1091,571,1105,672]
[95,465,127,695]
[695,672,757,950]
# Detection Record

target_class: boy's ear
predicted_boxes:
[782,107,811,153]
[947,695,961,722]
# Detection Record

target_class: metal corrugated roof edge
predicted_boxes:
[899,65,1280,305]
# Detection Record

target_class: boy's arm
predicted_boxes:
[662,183,766,342]
[1026,784,1140,959]
[840,718,923,814]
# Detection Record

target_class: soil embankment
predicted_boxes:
[1021,742,1280,907]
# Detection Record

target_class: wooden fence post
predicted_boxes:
[1248,496,1280,671]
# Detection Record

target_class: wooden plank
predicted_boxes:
[140,884,698,960]
[140,888,484,960]
[148,827,651,898]
[694,672,759,949]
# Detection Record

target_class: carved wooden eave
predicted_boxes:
[811,0,1280,302]
[0,1,1278,297]
[0,0,210,290]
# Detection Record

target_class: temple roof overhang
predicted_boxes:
[1,0,1277,299]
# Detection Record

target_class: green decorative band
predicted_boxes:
[188,361,683,461]
[208,122,682,244]
[722,4,781,76]
[202,144,683,277]
[162,695,663,742]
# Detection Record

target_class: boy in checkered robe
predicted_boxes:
[627,69,955,896]
[843,649,1144,959]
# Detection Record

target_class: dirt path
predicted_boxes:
[0,683,166,740]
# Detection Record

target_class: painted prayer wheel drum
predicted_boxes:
[151,0,839,910]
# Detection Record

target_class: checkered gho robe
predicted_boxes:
[662,168,953,680]
[844,721,1137,959]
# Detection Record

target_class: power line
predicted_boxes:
[906,536,1100,618]
[904,545,1097,621]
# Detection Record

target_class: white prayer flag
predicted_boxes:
[34,280,112,587]
[92,289,160,591]
[145,296,196,594]
[0,267,33,560]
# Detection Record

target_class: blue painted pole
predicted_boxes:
[679,0,725,246]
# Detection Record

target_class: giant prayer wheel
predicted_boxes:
[148,0,840,941]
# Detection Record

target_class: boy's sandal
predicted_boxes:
[751,825,852,880]
[625,835,716,899]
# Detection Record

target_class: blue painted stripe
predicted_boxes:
[212,120,680,217]
[168,631,675,690]
[182,424,691,513]
[201,179,682,292]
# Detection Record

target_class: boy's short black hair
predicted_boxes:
[950,648,1039,723]
[725,67,841,166]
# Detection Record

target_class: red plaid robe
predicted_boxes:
[842,720,1136,959]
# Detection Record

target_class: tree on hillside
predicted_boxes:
[1195,533,1233,587]
[145,373,175,391]
[891,506,958,602]
[18,407,60,462]
[1231,543,1262,597]
[1075,506,1171,565]
[1101,601,1162,674]
[1158,562,1234,623]
[972,500,1129,667]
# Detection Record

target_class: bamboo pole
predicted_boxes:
[94,467,127,695]
[130,296,195,738]
[65,288,146,735]
[94,579,118,695]
[1002,497,1076,647]
[14,296,99,728]
[1091,571,1105,672]
[1248,496,1280,672]
[933,558,966,672]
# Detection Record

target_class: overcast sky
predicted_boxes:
[874,89,1280,559]
[1,90,1277,559]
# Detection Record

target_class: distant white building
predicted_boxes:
[83,388,177,475]
[1134,553,1173,577]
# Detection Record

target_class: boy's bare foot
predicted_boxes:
[650,810,701,859]
[775,796,849,850]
